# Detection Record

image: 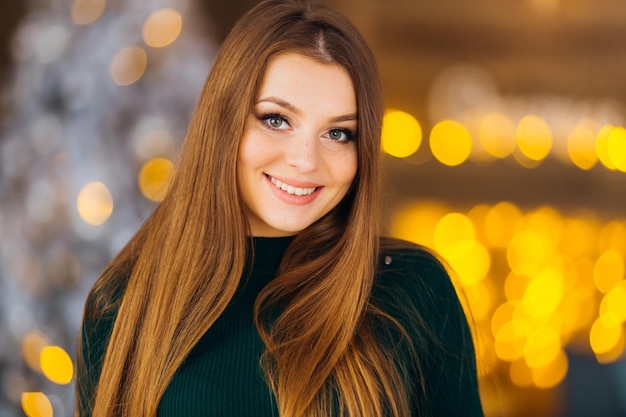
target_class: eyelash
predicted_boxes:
[258,113,356,143]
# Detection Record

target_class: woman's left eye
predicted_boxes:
[327,129,353,142]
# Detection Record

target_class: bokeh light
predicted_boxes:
[109,46,148,86]
[593,250,625,293]
[483,202,523,248]
[479,113,516,158]
[390,201,450,248]
[142,9,183,48]
[607,126,626,172]
[443,240,491,287]
[515,115,553,162]
[40,346,74,385]
[567,123,598,170]
[429,120,472,166]
[138,157,174,202]
[507,230,552,276]
[381,110,422,158]
[433,212,475,252]
[389,199,626,396]
[21,332,50,372]
[598,221,626,255]
[600,281,626,323]
[21,392,53,417]
[71,0,106,25]
[590,314,623,355]
[76,181,114,226]
[523,268,564,319]
[3,0,214,414]
[532,349,569,389]
[596,125,616,170]
[523,326,561,369]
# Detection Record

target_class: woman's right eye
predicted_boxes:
[260,114,289,130]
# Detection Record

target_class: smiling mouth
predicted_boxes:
[268,175,318,196]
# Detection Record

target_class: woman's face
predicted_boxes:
[237,52,358,237]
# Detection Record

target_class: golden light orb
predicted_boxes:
[142,9,183,48]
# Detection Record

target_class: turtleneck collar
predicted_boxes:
[248,235,295,276]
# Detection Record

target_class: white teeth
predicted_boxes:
[269,176,316,196]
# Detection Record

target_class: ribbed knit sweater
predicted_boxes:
[77,236,484,417]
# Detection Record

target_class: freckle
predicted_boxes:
[384,256,392,265]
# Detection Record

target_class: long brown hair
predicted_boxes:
[77,1,418,416]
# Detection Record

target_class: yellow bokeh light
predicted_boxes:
[22,392,53,417]
[593,249,625,293]
[110,46,147,86]
[560,286,596,335]
[596,125,616,170]
[595,331,625,364]
[559,217,596,259]
[71,0,106,25]
[484,201,522,248]
[429,120,472,166]
[139,157,174,202]
[524,327,561,368]
[607,126,626,172]
[507,230,552,276]
[598,221,626,255]
[600,281,626,323]
[523,206,562,244]
[523,268,564,319]
[467,204,490,242]
[142,9,183,48]
[381,110,422,158]
[532,349,568,389]
[77,181,113,226]
[491,301,517,338]
[389,201,449,247]
[515,115,553,162]
[479,112,516,158]
[442,240,491,287]
[504,272,529,302]
[494,321,526,362]
[590,314,623,355]
[40,346,74,385]
[433,212,475,253]
[567,123,598,170]
[21,332,50,372]
[510,359,533,387]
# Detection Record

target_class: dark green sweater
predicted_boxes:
[78,237,484,416]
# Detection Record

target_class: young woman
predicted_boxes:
[76,1,485,416]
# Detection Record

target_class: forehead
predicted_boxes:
[256,52,356,115]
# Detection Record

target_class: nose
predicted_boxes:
[283,131,319,173]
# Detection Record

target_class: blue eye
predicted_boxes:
[327,128,353,142]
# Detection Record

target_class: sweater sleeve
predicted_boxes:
[376,243,484,417]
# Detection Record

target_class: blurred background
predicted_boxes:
[1,0,625,416]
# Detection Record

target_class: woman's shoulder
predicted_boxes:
[376,237,450,291]
[373,237,462,328]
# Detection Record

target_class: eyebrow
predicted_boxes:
[255,96,357,123]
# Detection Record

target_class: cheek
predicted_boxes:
[337,147,358,186]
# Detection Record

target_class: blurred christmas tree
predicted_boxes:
[0,0,214,415]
